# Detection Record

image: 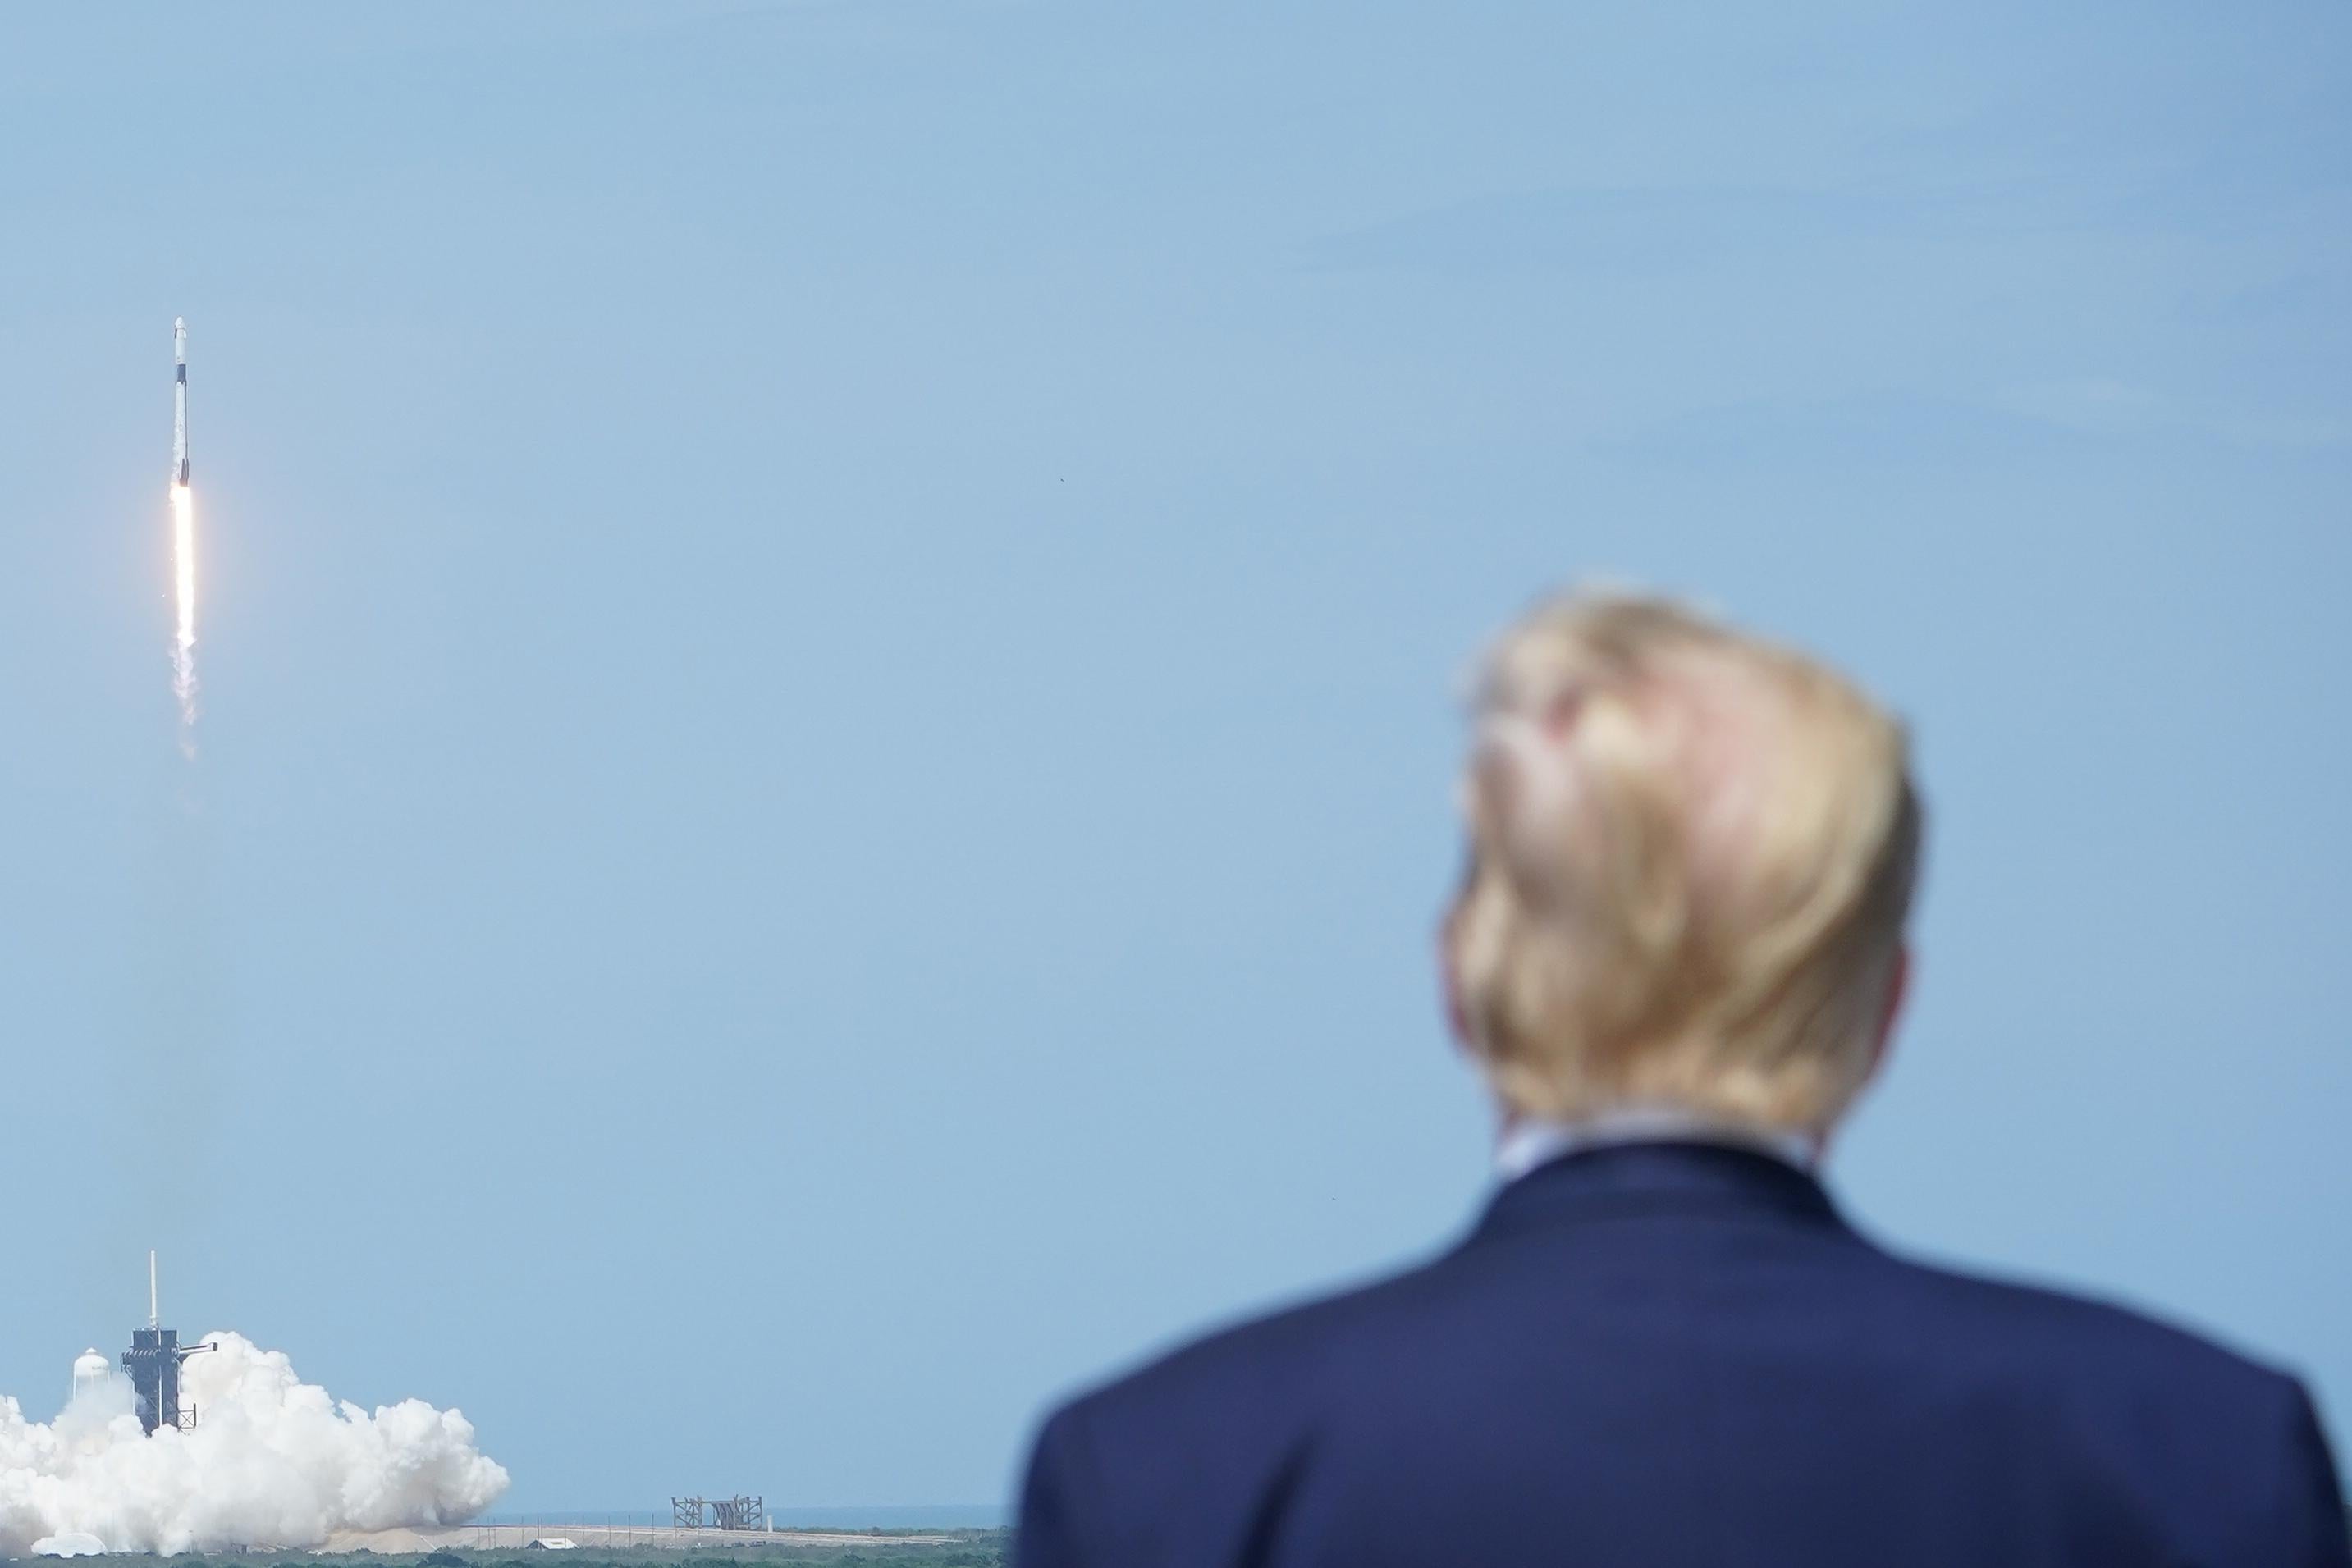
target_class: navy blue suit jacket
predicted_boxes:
[1017,1142,2346,1566]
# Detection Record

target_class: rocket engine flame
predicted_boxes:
[169,481,197,745]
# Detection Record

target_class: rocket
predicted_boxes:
[172,317,189,487]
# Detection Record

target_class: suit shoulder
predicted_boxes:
[1050,1249,1461,1438]
[1869,1252,2346,1556]
[1865,1243,2309,1415]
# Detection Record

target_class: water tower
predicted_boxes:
[69,1349,111,1404]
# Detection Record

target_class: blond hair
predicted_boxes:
[1445,590,1921,1132]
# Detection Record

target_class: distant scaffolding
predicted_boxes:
[671,1496,766,1532]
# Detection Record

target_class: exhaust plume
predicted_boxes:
[167,318,197,757]
[170,481,197,750]
[0,1333,508,1555]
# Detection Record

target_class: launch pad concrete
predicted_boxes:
[323,1525,959,1553]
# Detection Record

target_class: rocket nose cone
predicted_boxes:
[174,317,185,332]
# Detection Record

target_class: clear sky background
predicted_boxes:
[2,0,2345,1515]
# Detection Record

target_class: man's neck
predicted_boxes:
[1495,1104,1821,1182]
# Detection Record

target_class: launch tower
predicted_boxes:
[123,1251,213,1435]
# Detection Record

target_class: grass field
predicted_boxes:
[153,1546,1007,1568]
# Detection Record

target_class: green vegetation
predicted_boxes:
[172,1546,1005,1568]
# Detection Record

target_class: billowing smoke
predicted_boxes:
[0,1333,508,1555]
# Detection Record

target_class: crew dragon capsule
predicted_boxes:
[172,317,189,486]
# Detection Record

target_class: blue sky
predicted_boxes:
[2,0,2345,1511]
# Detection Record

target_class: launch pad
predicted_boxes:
[671,1497,766,1531]
[122,1252,213,1434]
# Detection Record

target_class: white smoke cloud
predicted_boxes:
[0,1333,508,1555]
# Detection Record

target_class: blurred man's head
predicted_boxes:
[1444,590,1921,1139]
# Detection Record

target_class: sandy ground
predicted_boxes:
[322,1525,957,1553]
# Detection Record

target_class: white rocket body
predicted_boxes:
[172,318,188,487]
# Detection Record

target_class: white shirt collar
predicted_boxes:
[1495,1104,1819,1183]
